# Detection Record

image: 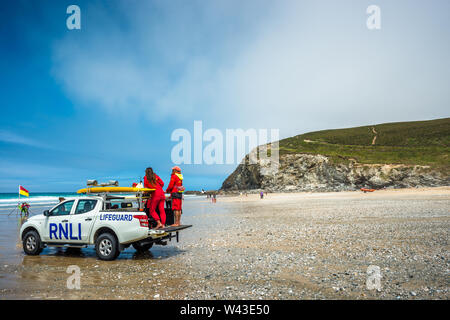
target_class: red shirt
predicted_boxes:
[144,174,165,197]
[166,173,183,194]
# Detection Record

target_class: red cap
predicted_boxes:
[172,166,181,172]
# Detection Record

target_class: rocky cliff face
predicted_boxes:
[221,153,449,192]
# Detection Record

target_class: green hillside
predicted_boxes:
[279,118,450,169]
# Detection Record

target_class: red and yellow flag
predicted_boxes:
[19,185,29,197]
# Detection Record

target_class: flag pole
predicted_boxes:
[18,185,21,217]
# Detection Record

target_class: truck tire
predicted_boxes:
[95,233,119,261]
[132,241,153,252]
[23,230,43,256]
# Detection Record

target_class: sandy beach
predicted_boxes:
[0,187,449,300]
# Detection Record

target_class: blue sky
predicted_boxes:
[0,0,449,192]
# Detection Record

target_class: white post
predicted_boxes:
[18,185,21,217]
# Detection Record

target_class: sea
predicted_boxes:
[0,192,82,211]
[0,192,200,212]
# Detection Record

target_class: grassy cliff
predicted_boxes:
[279,118,450,169]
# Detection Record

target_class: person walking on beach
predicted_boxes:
[260,191,264,199]
[144,167,166,229]
[166,166,184,226]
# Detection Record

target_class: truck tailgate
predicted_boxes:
[147,224,192,237]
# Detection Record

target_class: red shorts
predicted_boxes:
[172,198,182,211]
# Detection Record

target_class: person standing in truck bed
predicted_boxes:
[166,166,184,226]
[144,167,166,229]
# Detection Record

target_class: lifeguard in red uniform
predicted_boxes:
[144,167,166,229]
[166,166,184,226]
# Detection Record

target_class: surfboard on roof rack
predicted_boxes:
[77,186,155,194]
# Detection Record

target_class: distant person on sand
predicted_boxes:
[166,166,184,226]
[144,167,166,229]
[260,191,264,199]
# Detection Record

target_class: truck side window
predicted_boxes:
[75,200,97,214]
[50,200,75,216]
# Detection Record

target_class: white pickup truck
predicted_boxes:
[19,195,191,260]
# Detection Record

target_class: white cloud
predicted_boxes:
[0,130,49,149]
[52,0,450,135]
[51,0,278,122]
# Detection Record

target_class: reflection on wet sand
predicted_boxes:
[8,238,193,299]
[0,198,211,299]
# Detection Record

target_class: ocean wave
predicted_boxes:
[0,195,82,208]
[0,193,202,208]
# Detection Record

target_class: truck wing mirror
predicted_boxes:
[43,210,50,216]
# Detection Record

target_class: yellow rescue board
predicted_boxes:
[77,187,155,194]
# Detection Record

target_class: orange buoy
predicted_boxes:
[360,188,375,193]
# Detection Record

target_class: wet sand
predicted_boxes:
[0,187,449,300]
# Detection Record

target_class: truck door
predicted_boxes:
[42,200,76,242]
[68,199,99,243]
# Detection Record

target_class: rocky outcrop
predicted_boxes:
[221,153,449,192]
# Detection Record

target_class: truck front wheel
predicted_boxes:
[95,233,119,261]
[23,230,43,256]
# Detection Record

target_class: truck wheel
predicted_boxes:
[132,241,153,252]
[95,233,119,261]
[23,230,43,256]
